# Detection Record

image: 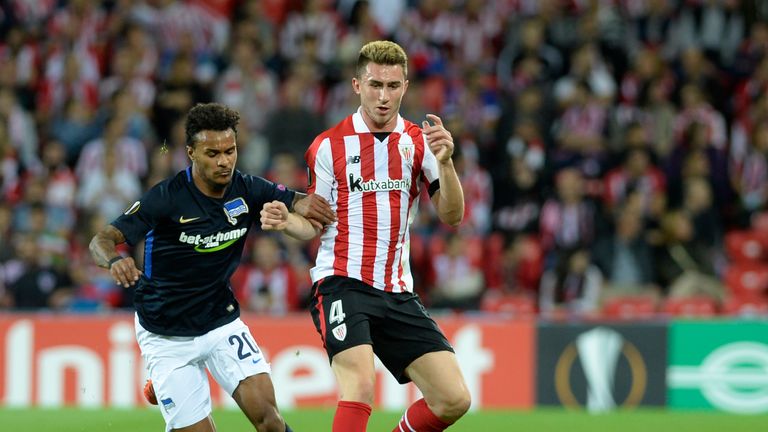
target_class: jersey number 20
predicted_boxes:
[229,332,260,360]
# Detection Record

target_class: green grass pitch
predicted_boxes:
[0,408,766,432]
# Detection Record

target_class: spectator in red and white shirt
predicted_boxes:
[428,231,485,310]
[279,0,340,65]
[215,38,279,134]
[673,83,727,151]
[540,167,597,267]
[0,87,40,172]
[75,116,147,180]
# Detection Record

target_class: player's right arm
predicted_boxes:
[89,225,142,288]
[260,200,321,240]
[91,182,166,288]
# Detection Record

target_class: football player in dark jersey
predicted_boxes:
[89,103,334,432]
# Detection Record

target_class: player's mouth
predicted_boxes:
[376,106,390,115]
[216,170,232,178]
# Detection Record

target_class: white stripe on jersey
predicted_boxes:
[391,132,415,292]
[373,135,391,286]
[344,134,364,281]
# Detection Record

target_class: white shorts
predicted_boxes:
[135,314,271,431]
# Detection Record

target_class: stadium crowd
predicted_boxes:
[1,0,768,318]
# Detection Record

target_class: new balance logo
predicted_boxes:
[348,174,411,192]
[347,155,361,164]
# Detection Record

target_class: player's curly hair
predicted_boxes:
[185,103,240,147]
[356,40,408,79]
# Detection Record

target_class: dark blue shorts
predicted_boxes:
[309,275,454,384]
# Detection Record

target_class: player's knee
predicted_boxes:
[335,364,376,404]
[358,381,376,405]
[433,389,471,422]
[344,376,376,405]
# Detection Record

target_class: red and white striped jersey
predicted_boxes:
[305,109,440,293]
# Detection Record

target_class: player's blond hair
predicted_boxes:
[356,40,408,78]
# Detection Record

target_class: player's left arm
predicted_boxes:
[291,192,336,230]
[261,200,321,240]
[424,114,464,227]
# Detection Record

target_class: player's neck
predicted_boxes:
[192,169,228,198]
[362,111,397,133]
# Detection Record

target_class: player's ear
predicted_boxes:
[352,77,361,95]
[187,145,195,162]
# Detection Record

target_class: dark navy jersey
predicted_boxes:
[111,168,295,336]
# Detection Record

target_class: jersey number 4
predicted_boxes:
[329,300,346,325]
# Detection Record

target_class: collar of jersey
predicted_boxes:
[186,167,233,202]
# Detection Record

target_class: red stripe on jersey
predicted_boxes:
[331,136,350,277]
[360,134,378,285]
[384,134,403,292]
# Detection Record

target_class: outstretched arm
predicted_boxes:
[261,200,322,240]
[89,225,142,287]
[424,114,464,226]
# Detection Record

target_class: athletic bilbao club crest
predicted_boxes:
[399,143,414,165]
[332,324,347,341]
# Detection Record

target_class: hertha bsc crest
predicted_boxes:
[332,324,347,341]
[223,197,249,225]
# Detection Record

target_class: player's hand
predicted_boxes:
[293,193,336,230]
[422,114,454,163]
[110,257,142,288]
[261,200,290,231]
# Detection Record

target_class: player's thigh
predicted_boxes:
[330,344,377,402]
[231,374,284,430]
[372,295,453,384]
[204,319,271,396]
[150,363,214,431]
[136,319,213,431]
[405,350,470,407]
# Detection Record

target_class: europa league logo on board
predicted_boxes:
[537,324,666,410]
[555,328,646,411]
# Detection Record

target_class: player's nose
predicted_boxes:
[218,155,232,167]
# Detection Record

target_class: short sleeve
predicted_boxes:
[111,183,168,246]
[306,136,335,203]
[246,175,296,210]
